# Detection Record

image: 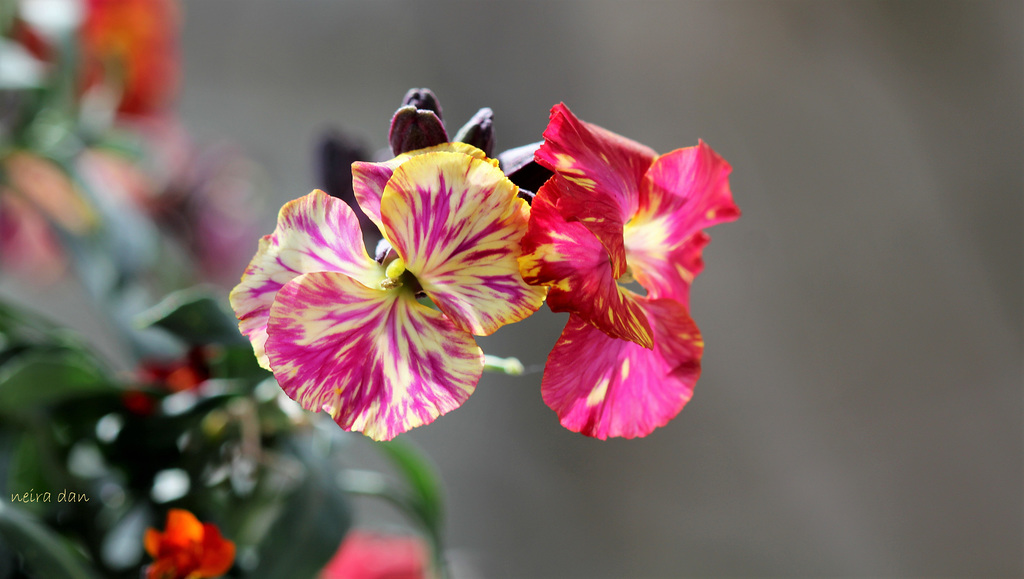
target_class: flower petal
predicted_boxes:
[196,523,236,576]
[143,529,162,558]
[351,142,490,232]
[519,177,652,348]
[625,142,740,303]
[157,509,204,553]
[380,151,546,336]
[229,190,382,369]
[320,531,428,579]
[265,271,484,441]
[534,103,657,276]
[541,299,703,439]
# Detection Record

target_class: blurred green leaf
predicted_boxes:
[0,349,117,418]
[251,438,351,579]
[107,394,237,494]
[0,500,101,579]
[376,439,444,539]
[210,345,271,383]
[0,0,16,36]
[0,300,102,370]
[136,288,245,346]
[0,299,57,344]
[6,434,49,515]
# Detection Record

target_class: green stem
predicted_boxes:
[483,354,524,375]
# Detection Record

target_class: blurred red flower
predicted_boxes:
[139,346,211,393]
[320,531,428,579]
[144,509,235,579]
[81,0,180,115]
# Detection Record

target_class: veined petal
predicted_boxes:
[229,191,382,369]
[265,271,483,441]
[625,230,710,307]
[534,103,657,276]
[626,142,740,303]
[351,142,491,232]
[541,299,703,439]
[519,179,652,348]
[380,151,546,336]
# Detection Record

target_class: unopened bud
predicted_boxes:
[453,107,494,158]
[317,129,368,202]
[389,105,448,155]
[400,88,443,120]
[317,129,378,243]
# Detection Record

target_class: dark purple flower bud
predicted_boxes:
[389,105,448,155]
[453,107,494,158]
[401,88,443,121]
[317,128,379,241]
[497,142,553,196]
[318,129,368,201]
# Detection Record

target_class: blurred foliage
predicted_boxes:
[0,291,349,577]
[0,290,451,578]
[0,0,451,576]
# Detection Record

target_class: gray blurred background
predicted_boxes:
[6,0,1022,577]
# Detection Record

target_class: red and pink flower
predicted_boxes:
[519,103,740,439]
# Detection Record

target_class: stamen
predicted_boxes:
[381,257,407,289]
[385,256,407,279]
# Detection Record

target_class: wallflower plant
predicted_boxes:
[232,90,739,441]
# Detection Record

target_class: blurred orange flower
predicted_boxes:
[139,346,211,393]
[2,151,96,234]
[81,0,180,115]
[0,194,67,281]
[144,509,235,579]
[0,152,96,279]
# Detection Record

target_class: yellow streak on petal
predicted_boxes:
[553,153,597,190]
[674,262,695,285]
[586,376,611,407]
[565,175,597,190]
[620,358,630,381]
[554,153,576,170]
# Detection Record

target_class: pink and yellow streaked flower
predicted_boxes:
[519,103,739,439]
[231,146,545,441]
